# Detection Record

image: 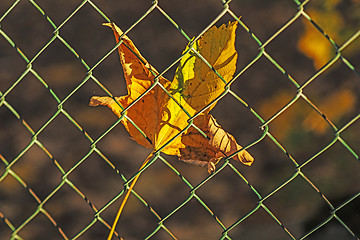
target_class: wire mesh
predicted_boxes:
[0,0,359,239]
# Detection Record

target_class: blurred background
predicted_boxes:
[0,0,359,239]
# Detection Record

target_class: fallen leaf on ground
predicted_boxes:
[90,21,253,172]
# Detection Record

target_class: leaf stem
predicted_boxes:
[107,152,154,240]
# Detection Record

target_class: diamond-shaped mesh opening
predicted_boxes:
[0,105,33,162]
[4,73,60,131]
[240,136,295,196]
[233,56,298,114]
[131,158,194,216]
[42,183,97,239]
[1,0,359,239]
[114,192,161,239]
[6,144,63,201]
[36,113,91,172]
[0,174,39,228]
[164,197,226,240]
[195,166,260,226]
[57,4,111,68]
[264,98,335,164]
[263,175,326,238]
[67,152,124,208]
[0,0,54,58]
[302,141,360,197]
[228,207,295,240]
[265,17,320,83]
[31,39,89,101]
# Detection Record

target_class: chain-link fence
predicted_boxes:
[1,0,359,239]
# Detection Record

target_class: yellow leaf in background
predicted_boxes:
[172,21,238,113]
[298,21,334,69]
[303,88,356,134]
[258,88,357,140]
[258,91,297,140]
[298,9,343,69]
[298,5,346,69]
[90,21,253,172]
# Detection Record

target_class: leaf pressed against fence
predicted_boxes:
[90,21,254,173]
[90,21,254,239]
[1,0,359,239]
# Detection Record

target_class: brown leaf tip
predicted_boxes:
[207,159,218,174]
[236,149,254,166]
[89,96,102,106]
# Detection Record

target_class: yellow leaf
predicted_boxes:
[172,21,238,112]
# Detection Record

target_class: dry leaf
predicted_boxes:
[90,22,254,172]
[90,23,195,155]
[180,114,254,173]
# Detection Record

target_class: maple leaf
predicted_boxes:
[90,22,254,173]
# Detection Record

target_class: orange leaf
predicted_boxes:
[90,22,254,172]
[90,23,194,154]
